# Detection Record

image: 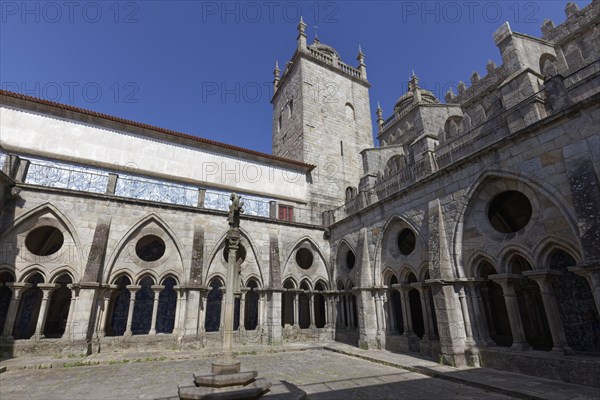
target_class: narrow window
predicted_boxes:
[288,99,293,116]
[278,114,282,132]
[340,141,344,156]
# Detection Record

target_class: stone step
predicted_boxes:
[178,378,271,400]
[193,371,258,388]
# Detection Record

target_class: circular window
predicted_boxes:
[296,248,313,269]
[397,229,416,256]
[223,244,247,264]
[136,235,166,262]
[488,191,532,233]
[346,250,356,269]
[25,226,64,256]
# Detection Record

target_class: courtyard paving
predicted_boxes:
[1,349,514,400]
[1,344,598,399]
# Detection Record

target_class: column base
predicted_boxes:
[510,342,531,351]
[551,345,571,354]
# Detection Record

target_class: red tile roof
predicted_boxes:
[0,89,315,171]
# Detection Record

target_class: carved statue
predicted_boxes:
[227,193,244,228]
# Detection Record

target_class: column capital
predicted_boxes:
[6,282,32,298]
[126,284,142,293]
[151,285,165,294]
[38,283,60,298]
[487,273,523,284]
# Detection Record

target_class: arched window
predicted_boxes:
[345,103,355,120]
[132,276,155,335]
[108,275,131,336]
[205,278,224,332]
[314,281,327,328]
[244,279,259,331]
[156,276,177,334]
[281,279,295,327]
[14,273,44,339]
[44,273,73,338]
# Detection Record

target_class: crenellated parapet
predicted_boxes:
[332,1,600,221]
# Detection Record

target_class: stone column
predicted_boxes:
[330,293,339,329]
[524,271,571,353]
[257,290,264,329]
[323,295,330,327]
[348,293,356,329]
[466,281,492,346]
[33,284,59,340]
[569,263,600,317]
[385,291,397,333]
[309,291,316,328]
[124,285,141,336]
[219,287,227,332]
[373,290,384,332]
[196,287,206,335]
[149,285,165,334]
[98,285,115,338]
[239,288,248,331]
[394,284,414,336]
[457,285,474,345]
[293,291,299,328]
[62,284,80,340]
[422,286,438,340]
[412,283,432,340]
[489,275,530,350]
[174,286,189,335]
[2,283,31,339]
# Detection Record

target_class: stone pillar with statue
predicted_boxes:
[178,193,272,400]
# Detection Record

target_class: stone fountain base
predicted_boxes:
[178,357,272,400]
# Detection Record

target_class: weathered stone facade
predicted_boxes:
[0,0,599,388]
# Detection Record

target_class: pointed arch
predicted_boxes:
[465,249,496,278]
[533,235,582,269]
[103,213,187,283]
[381,267,397,286]
[282,236,329,274]
[204,227,265,286]
[452,169,581,278]
[399,265,418,282]
[1,202,84,271]
[19,265,47,283]
[48,266,78,283]
[282,276,298,289]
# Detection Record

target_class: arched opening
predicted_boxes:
[298,280,310,329]
[156,276,177,334]
[205,278,223,332]
[314,281,326,329]
[13,273,44,339]
[345,102,355,120]
[108,275,131,336]
[244,279,259,331]
[549,249,599,352]
[479,261,512,346]
[539,53,557,76]
[444,116,463,140]
[281,279,295,327]
[406,272,425,339]
[388,275,403,335]
[0,272,15,334]
[131,276,155,335]
[510,255,553,350]
[44,273,72,338]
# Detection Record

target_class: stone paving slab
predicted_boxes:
[324,344,600,400]
[0,350,514,400]
[1,343,598,399]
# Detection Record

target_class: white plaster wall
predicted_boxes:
[0,106,308,201]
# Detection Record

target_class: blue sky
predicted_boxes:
[0,0,590,154]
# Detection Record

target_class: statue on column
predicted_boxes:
[227,193,244,229]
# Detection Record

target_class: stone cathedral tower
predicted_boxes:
[271,18,374,209]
